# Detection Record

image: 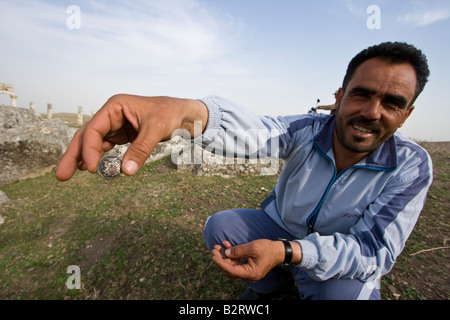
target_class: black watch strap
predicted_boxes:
[277,238,293,265]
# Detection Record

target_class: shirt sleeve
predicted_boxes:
[200,95,313,160]
[297,147,433,283]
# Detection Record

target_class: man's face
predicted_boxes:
[334,57,417,156]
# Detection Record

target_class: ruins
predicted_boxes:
[0,83,17,107]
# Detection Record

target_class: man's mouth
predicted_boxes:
[352,124,375,134]
[348,118,381,136]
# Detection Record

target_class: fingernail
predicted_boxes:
[225,249,231,257]
[123,160,138,174]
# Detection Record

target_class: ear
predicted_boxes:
[399,105,415,128]
[334,88,344,109]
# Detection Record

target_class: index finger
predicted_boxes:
[55,127,84,181]
[55,103,123,181]
[81,110,114,173]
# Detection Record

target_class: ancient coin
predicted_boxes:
[97,155,122,178]
[220,247,227,259]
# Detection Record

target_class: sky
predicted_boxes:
[0,0,449,141]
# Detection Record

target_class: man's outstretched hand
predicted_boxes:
[55,94,208,181]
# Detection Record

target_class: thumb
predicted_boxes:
[122,130,159,175]
[225,243,249,259]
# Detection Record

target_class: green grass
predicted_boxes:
[0,157,277,299]
[1,148,448,300]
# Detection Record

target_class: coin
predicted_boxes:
[97,155,122,178]
[220,247,227,259]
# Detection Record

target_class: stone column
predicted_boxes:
[47,103,52,119]
[77,106,83,125]
[11,95,17,107]
[30,102,35,112]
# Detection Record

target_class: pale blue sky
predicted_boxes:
[1,0,449,141]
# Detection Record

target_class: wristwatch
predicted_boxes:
[277,238,293,265]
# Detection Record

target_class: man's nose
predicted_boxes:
[360,99,382,120]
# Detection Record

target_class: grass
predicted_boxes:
[0,157,277,299]
[0,142,449,300]
[379,142,450,300]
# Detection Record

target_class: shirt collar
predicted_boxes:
[313,116,398,171]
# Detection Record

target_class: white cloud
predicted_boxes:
[0,0,244,75]
[81,1,232,62]
[0,0,249,112]
[342,0,450,27]
[343,0,364,16]
[398,8,450,26]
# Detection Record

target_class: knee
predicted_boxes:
[203,211,229,251]
[203,208,265,251]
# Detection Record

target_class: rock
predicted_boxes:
[0,105,71,187]
[108,137,283,178]
[0,190,8,206]
[175,141,283,178]
[0,190,8,224]
[107,136,188,164]
[387,284,401,300]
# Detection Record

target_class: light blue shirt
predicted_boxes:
[200,95,433,283]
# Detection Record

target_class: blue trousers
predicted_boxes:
[203,208,381,300]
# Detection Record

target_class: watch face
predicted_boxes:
[97,156,122,179]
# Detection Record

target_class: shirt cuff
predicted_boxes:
[295,239,319,269]
[199,96,223,147]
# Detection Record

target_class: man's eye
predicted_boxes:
[384,102,401,111]
[383,99,403,110]
[352,92,369,98]
[385,103,397,109]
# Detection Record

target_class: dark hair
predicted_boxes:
[342,42,430,106]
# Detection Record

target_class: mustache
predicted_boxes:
[348,117,382,133]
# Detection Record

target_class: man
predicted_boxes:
[56,42,432,300]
